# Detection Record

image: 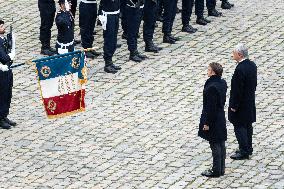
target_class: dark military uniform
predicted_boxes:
[100,0,122,73]
[120,0,127,38]
[38,0,56,54]
[125,0,144,56]
[162,0,178,36]
[79,0,97,49]
[0,36,13,124]
[55,9,75,54]
[143,0,162,53]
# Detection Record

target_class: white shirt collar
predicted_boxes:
[239,58,247,63]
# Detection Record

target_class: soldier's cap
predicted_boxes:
[0,19,4,25]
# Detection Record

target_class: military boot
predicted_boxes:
[145,41,159,53]
[0,118,11,129]
[130,51,143,62]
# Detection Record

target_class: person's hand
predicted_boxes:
[0,64,9,71]
[231,108,236,112]
[203,125,209,131]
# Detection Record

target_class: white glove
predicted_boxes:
[65,0,70,11]
[99,14,107,30]
[0,64,9,71]
[8,51,15,60]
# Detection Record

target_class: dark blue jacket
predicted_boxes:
[199,75,228,143]
[228,59,257,125]
[56,10,74,43]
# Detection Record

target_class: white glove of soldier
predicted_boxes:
[65,0,70,11]
[0,64,9,71]
[99,14,107,30]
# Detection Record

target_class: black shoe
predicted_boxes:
[145,41,159,53]
[137,51,148,60]
[157,15,164,22]
[221,1,234,9]
[163,35,176,44]
[0,119,11,129]
[196,18,207,25]
[182,25,198,33]
[201,170,220,178]
[40,48,55,56]
[130,51,143,62]
[230,153,249,160]
[4,117,16,126]
[116,43,122,48]
[90,50,101,57]
[169,35,180,41]
[122,32,128,40]
[104,65,118,74]
[235,149,253,156]
[74,39,81,45]
[85,51,96,59]
[208,9,223,17]
[176,7,181,14]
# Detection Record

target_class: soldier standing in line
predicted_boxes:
[143,0,163,53]
[181,0,198,33]
[162,0,179,44]
[125,0,148,62]
[99,0,122,74]
[55,0,75,54]
[38,0,57,56]
[79,0,101,59]
[0,19,17,129]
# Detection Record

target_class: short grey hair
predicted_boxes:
[234,43,249,59]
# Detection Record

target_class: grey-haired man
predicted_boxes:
[229,43,257,160]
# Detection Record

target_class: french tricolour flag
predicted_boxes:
[33,51,87,118]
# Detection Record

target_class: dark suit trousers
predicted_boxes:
[206,0,216,11]
[209,141,226,176]
[234,123,253,155]
[182,0,194,26]
[195,0,204,19]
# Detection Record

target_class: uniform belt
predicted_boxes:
[102,10,120,15]
[126,4,144,8]
[80,0,97,4]
[57,40,74,47]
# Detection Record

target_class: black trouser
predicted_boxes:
[71,0,78,17]
[38,1,56,48]
[125,6,143,52]
[143,0,158,43]
[209,141,226,176]
[206,0,216,11]
[79,2,97,49]
[0,70,13,118]
[234,123,253,155]
[162,0,178,35]
[195,0,204,19]
[120,0,127,35]
[182,0,194,26]
[103,13,119,64]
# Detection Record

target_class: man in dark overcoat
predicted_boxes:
[198,63,227,177]
[229,43,257,160]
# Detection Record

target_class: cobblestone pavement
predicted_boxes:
[0,0,284,188]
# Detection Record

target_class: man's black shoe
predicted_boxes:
[182,25,198,33]
[104,65,118,74]
[137,51,148,60]
[230,153,249,160]
[169,35,180,41]
[163,35,176,44]
[40,48,55,56]
[111,64,121,70]
[0,119,11,129]
[201,170,221,178]
[74,39,81,45]
[157,15,164,22]
[196,18,208,25]
[116,43,122,48]
[130,51,143,62]
[235,149,253,156]
[85,51,96,59]
[221,1,234,9]
[90,50,101,57]
[4,117,16,126]
[145,44,158,53]
[208,9,223,17]
[122,32,128,40]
